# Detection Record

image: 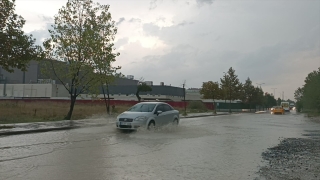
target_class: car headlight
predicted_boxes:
[134,116,147,121]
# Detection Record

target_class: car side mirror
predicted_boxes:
[156,110,162,116]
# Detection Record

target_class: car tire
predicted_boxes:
[173,119,179,126]
[148,121,155,130]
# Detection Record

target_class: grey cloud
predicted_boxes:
[113,0,319,99]
[235,26,320,85]
[116,17,125,25]
[28,23,53,46]
[177,21,194,26]
[114,37,129,49]
[38,15,53,22]
[198,31,213,37]
[143,23,160,35]
[214,36,221,41]
[196,0,214,6]
[156,17,166,23]
[149,0,157,10]
[129,18,141,23]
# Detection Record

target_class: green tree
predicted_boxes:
[89,21,121,115]
[200,81,221,100]
[0,0,42,72]
[252,87,264,110]
[240,77,256,110]
[220,67,242,113]
[99,72,123,114]
[301,67,320,113]
[42,0,119,120]
[264,93,277,108]
[136,82,152,102]
[277,98,282,106]
[294,87,304,102]
[200,81,221,114]
[294,87,304,112]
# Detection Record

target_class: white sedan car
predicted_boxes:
[116,102,180,130]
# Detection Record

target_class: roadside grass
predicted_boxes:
[302,109,320,117]
[177,101,213,116]
[0,100,213,124]
[0,101,131,124]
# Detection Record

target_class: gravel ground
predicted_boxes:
[257,131,320,180]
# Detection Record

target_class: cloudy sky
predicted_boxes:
[16,0,320,100]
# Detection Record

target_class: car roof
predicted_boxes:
[136,102,167,105]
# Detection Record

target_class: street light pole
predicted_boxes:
[271,88,277,97]
[256,83,265,89]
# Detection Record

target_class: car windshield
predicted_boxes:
[127,104,156,112]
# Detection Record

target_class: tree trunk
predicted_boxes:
[102,85,108,113]
[136,91,141,102]
[106,83,110,115]
[229,89,232,113]
[65,95,76,120]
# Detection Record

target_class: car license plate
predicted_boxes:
[120,122,130,126]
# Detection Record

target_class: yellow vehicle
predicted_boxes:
[271,106,285,115]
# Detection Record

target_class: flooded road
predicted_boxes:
[1,112,319,180]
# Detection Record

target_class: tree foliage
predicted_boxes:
[220,67,242,112]
[252,87,264,106]
[220,67,242,101]
[264,93,277,108]
[295,67,320,113]
[240,77,255,105]
[277,98,282,106]
[0,0,42,72]
[294,87,304,112]
[136,82,152,102]
[42,0,119,120]
[199,81,221,100]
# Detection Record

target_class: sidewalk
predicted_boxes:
[0,112,231,136]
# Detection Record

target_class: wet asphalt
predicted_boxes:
[0,112,319,180]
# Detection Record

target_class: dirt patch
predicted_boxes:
[257,133,320,180]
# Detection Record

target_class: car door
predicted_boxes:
[154,104,166,126]
[162,104,174,125]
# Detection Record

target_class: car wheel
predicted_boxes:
[148,121,155,130]
[173,119,179,126]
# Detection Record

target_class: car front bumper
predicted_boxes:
[116,121,144,129]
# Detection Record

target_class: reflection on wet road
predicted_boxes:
[1,112,319,180]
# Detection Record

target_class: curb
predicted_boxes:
[0,126,79,136]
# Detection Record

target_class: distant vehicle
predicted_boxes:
[289,103,295,110]
[280,102,290,112]
[271,106,285,115]
[116,102,180,130]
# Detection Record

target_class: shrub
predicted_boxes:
[187,101,208,112]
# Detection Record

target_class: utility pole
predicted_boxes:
[22,71,25,84]
[183,81,186,115]
[271,88,277,97]
[0,75,7,97]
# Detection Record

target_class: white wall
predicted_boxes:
[0,84,68,97]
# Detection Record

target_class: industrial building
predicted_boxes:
[0,60,193,101]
